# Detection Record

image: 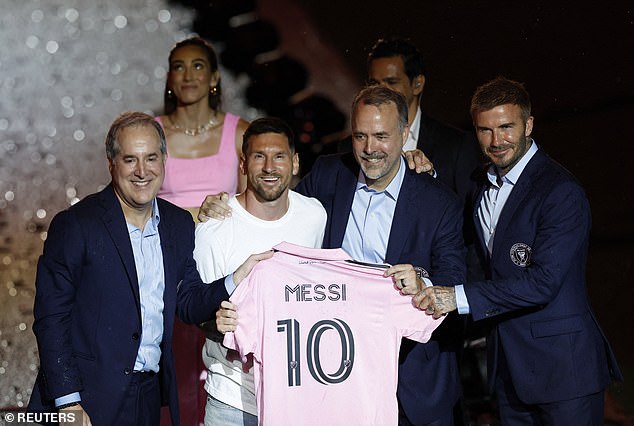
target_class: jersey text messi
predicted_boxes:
[284,283,347,302]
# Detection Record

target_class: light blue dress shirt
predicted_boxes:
[55,199,165,407]
[130,201,165,373]
[455,140,538,314]
[342,156,406,263]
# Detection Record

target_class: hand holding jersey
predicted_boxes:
[384,263,427,295]
[414,286,457,319]
[223,243,447,425]
[217,261,432,335]
[216,300,238,334]
[232,250,274,286]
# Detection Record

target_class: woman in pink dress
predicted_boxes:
[156,36,248,425]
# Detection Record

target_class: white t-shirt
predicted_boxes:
[193,191,327,415]
[224,242,445,426]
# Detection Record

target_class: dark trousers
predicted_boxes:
[398,399,455,426]
[114,371,161,426]
[495,351,604,425]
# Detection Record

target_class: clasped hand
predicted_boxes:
[413,286,457,319]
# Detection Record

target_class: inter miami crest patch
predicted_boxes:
[510,243,532,267]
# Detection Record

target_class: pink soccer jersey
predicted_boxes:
[223,242,445,426]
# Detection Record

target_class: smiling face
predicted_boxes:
[242,132,299,202]
[474,103,533,176]
[168,44,219,106]
[351,101,408,191]
[109,125,165,218]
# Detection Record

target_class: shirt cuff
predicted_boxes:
[455,284,470,314]
[55,392,81,408]
[224,273,237,296]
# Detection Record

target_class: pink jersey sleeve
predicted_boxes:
[389,290,445,343]
[223,271,260,363]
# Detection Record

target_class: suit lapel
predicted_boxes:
[156,202,173,288]
[157,201,176,339]
[490,151,544,256]
[100,185,142,311]
[385,170,417,264]
[327,155,359,248]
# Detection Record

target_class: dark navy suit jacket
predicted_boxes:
[466,148,622,404]
[415,111,481,204]
[296,153,467,424]
[28,184,229,425]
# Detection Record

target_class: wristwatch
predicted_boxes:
[413,266,429,279]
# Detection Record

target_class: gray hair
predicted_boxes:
[105,111,167,161]
[351,85,409,134]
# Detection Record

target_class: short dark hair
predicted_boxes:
[351,86,409,134]
[163,36,221,115]
[471,76,532,122]
[105,111,166,162]
[242,117,295,156]
[368,37,426,81]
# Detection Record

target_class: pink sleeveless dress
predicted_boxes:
[156,113,240,207]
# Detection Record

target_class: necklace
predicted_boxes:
[170,114,220,137]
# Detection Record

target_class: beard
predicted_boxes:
[250,174,289,202]
[487,135,531,173]
[357,151,395,182]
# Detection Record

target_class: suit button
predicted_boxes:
[132,332,140,340]
[124,368,132,375]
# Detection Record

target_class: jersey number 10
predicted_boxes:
[277,318,355,386]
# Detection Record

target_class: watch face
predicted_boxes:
[415,266,429,278]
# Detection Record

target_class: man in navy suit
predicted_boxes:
[297,85,466,426]
[207,86,467,425]
[339,37,482,204]
[417,77,623,424]
[27,112,264,425]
